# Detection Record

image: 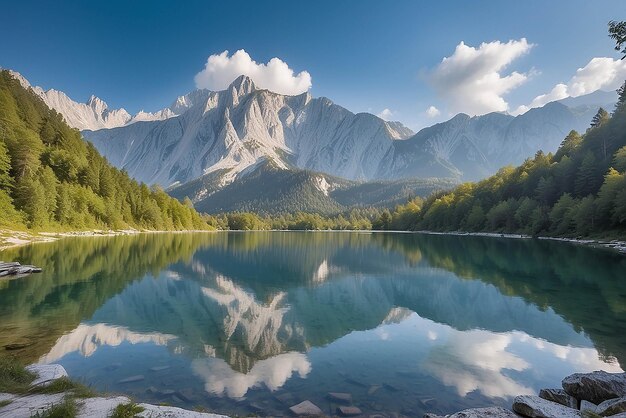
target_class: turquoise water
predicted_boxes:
[1,231,625,416]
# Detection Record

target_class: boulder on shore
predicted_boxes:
[447,407,519,418]
[595,397,626,416]
[513,395,580,418]
[562,371,626,404]
[539,389,578,409]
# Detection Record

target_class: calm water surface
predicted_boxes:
[1,232,625,417]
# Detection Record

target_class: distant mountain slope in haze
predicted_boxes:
[8,70,175,130]
[382,102,603,181]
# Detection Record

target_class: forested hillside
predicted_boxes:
[375,87,626,238]
[0,71,208,231]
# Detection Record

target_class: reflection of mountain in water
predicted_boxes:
[77,244,591,374]
[4,231,624,377]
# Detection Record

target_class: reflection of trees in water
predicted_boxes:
[0,233,212,362]
[381,233,626,368]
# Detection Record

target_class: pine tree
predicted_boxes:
[608,20,626,59]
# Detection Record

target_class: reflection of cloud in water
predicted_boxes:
[192,352,311,398]
[40,323,176,363]
[420,319,623,399]
[424,330,534,398]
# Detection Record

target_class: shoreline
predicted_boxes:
[0,228,217,251]
[1,228,624,255]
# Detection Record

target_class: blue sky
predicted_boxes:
[2,0,625,129]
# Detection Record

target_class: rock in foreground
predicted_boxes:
[596,397,626,416]
[513,395,580,418]
[562,371,626,404]
[539,389,578,409]
[447,407,519,418]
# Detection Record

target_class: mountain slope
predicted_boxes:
[83,76,413,188]
[0,70,208,230]
[168,159,456,215]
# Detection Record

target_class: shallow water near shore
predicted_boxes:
[1,231,625,417]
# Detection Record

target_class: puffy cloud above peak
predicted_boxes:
[377,108,395,120]
[194,49,312,95]
[514,57,626,114]
[429,38,534,116]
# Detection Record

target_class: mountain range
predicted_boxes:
[8,70,616,214]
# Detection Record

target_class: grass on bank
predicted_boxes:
[0,355,35,393]
[110,402,145,418]
[29,376,96,398]
[32,398,78,418]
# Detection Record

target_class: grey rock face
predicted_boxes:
[562,371,626,404]
[596,397,626,416]
[447,407,519,418]
[579,400,597,414]
[513,395,580,418]
[539,389,578,409]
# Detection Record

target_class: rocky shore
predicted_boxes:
[427,370,626,418]
[3,365,626,417]
[0,364,226,418]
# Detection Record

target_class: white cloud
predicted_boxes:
[377,108,395,120]
[194,49,312,95]
[430,39,534,116]
[192,352,311,398]
[514,57,626,114]
[426,105,441,118]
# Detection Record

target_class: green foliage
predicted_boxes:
[0,70,209,231]
[29,376,96,398]
[32,398,77,418]
[0,356,35,393]
[609,20,626,59]
[110,402,145,418]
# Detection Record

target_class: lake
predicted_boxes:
[1,231,625,417]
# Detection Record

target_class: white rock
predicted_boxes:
[447,406,519,418]
[77,396,131,418]
[137,403,227,417]
[513,395,580,418]
[26,364,68,386]
[0,393,64,418]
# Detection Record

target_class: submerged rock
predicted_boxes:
[117,374,145,384]
[447,406,518,418]
[337,405,362,416]
[596,397,626,416]
[513,395,580,418]
[289,400,323,416]
[328,392,352,403]
[562,371,626,404]
[539,389,578,409]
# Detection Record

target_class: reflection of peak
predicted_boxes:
[200,275,296,370]
[40,323,176,363]
[382,307,413,325]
